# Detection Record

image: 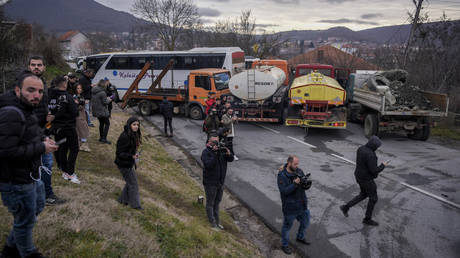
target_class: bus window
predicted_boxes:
[153,55,174,69]
[131,56,152,69]
[106,56,130,70]
[86,55,109,73]
[199,55,225,69]
[195,76,211,90]
[214,72,230,91]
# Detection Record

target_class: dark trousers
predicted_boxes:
[163,116,173,135]
[226,136,234,155]
[204,184,224,225]
[98,117,110,140]
[345,180,378,219]
[54,128,79,175]
[118,167,141,209]
[41,153,54,198]
[281,209,310,247]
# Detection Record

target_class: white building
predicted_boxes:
[59,31,92,61]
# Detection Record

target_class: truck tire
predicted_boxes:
[364,113,379,138]
[409,119,430,141]
[189,105,203,120]
[138,101,152,116]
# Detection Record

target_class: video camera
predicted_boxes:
[211,139,228,152]
[295,172,312,190]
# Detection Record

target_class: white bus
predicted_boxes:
[83,47,245,98]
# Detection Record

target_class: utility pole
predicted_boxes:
[403,0,424,69]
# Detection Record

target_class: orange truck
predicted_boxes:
[121,61,230,119]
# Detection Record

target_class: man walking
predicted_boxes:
[159,96,174,137]
[0,72,58,258]
[48,76,80,184]
[340,136,388,226]
[201,135,233,230]
[278,155,311,255]
[79,69,95,127]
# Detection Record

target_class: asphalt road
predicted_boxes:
[144,113,460,258]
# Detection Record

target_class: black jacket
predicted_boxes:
[35,78,48,128]
[48,88,79,130]
[0,91,45,184]
[159,99,173,118]
[201,146,233,186]
[354,136,385,182]
[79,75,92,100]
[115,121,139,168]
[278,167,308,215]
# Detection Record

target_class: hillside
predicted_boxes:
[0,109,262,257]
[2,0,146,33]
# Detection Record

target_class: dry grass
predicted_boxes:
[0,110,261,258]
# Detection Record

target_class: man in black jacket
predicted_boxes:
[201,135,233,230]
[0,72,58,258]
[159,96,174,137]
[340,136,388,226]
[48,76,80,184]
[79,69,95,127]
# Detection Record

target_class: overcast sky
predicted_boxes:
[94,0,460,32]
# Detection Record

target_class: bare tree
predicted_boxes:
[132,0,199,51]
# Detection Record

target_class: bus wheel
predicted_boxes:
[189,105,203,120]
[364,113,378,138]
[138,101,152,116]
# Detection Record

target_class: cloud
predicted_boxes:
[199,18,215,24]
[269,0,300,4]
[361,13,384,19]
[318,18,379,25]
[324,0,356,3]
[198,7,221,17]
[256,23,279,28]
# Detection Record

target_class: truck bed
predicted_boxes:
[353,89,449,117]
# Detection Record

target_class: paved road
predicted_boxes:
[145,113,460,258]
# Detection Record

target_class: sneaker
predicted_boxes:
[281,245,292,255]
[62,172,70,181]
[340,205,349,217]
[296,238,311,245]
[363,218,379,226]
[46,195,66,206]
[68,174,81,184]
[101,139,111,144]
[210,223,221,231]
[233,155,239,161]
[217,224,224,230]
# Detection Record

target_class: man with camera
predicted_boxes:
[277,155,311,255]
[201,135,234,230]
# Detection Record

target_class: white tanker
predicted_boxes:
[226,66,289,122]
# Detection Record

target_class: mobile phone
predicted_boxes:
[55,138,67,145]
[385,160,391,164]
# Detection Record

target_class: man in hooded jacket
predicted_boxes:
[159,96,174,137]
[340,136,388,226]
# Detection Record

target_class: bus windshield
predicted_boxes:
[214,72,230,91]
[86,55,109,73]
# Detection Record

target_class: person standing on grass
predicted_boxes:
[115,116,142,210]
[159,96,174,137]
[91,79,112,144]
[48,76,80,184]
[0,72,58,258]
[79,69,95,127]
[73,83,90,152]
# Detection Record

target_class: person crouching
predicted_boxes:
[115,116,142,210]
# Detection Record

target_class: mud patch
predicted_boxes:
[398,172,432,186]
[269,147,285,153]
[320,164,334,173]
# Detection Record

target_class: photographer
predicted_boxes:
[340,136,388,226]
[277,155,311,255]
[201,135,234,230]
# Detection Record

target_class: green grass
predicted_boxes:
[43,64,72,83]
[431,127,460,141]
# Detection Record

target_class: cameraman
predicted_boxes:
[277,155,311,255]
[201,135,233,230]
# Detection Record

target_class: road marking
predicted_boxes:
[399,182,460,210]
[331,154,355,165]
[330,153,460,210]
[255,124,280,134]
[287,136,316,148]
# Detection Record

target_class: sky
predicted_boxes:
[94,0,460,32]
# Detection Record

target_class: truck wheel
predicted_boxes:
[138,101,152,116]
[409,119,430,141]
[189,105,203,120]
[364,113,378,138]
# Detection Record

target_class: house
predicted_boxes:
[58,30,92,60]
[288,45,379,72]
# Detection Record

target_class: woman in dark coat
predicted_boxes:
[115,116,142,209]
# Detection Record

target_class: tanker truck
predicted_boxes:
[226,65,288,122]
[285,71,347,130]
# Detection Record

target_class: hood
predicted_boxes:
[0,90,32,112]
[365,136,382,151]
[92,85,105,94]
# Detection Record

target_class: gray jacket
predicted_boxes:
[91,86,110,118]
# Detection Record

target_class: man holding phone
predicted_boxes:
[340,136,389,226]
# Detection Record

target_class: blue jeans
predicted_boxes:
[41,153,54,198]
[281,209,310,247]
[85,101,92,125]
[0,180,45,257]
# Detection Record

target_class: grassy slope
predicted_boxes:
[0,110,261,257]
